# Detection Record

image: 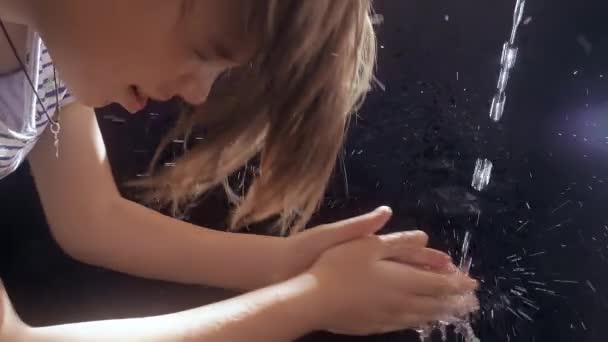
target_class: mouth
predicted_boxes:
[129,85,149,113]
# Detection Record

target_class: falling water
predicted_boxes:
[459,231,473,275]
[489,0,526,122]
[417,232,479,342]
[450,232,479,342]
[473,0,526,192]
[417,2,528,340]
[472,159,494,191]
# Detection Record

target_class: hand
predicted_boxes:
[303,210,479,335]
[282,207,454,281]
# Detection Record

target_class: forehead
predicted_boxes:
[180,0,256,63]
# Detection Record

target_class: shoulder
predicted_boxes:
[0,26,73,180]
[0,22,28,75]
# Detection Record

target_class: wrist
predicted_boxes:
[281,234,325,283]
[267,237,293,285]
[277,272,329,334]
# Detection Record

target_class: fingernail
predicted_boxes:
[376,206,393,215]
[456,275,478,290]
[446,263,458,273]
[466,278,479,290]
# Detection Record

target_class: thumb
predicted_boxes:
[315,206,393,247]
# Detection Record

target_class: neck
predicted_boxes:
[0,0,35,25]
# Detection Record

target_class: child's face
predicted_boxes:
[40,0,253,113]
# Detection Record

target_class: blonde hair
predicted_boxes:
[132,0,377,236]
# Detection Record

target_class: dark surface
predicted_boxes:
[2,0,608,341]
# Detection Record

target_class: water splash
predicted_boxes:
[471,159,494,192]
[416,232,480,342]
[489,0,526,122]
[449,232,480,342]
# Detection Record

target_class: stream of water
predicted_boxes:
[416,1,527,341]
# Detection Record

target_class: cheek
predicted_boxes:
[54,32,150,105]
[40,1,175,106]
[52,52,121,106]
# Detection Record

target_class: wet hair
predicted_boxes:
[131,0,377,235]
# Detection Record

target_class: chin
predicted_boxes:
[79,96,110,109]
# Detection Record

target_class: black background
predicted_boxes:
[2,0,608,341]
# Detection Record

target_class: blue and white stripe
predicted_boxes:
[0,31,73,179]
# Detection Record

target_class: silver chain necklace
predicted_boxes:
[0,20,62,158]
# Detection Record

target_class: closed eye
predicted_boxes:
[194,38,240,64]
[193,48,212,63]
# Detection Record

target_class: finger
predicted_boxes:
[402,293,480,318]
[390,247,455,271]
[312,206,393,246]
[397,295,456,317]
[386,313,442,332]
[378,231,431,259]
[380,261,478,296]
[408,268,478,296]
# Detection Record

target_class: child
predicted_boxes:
[0,0,478,340]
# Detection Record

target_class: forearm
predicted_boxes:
[20,274,321,342]
[57,195,288,291]
[28,103,290,291]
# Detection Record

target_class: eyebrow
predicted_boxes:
[210,39,239,62]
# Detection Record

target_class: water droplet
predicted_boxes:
[497,68,511,92]
[510,0,527,43]
[577,34,593,55]
[472,158,494,191]
[501,42,519,70]
[490,92,506,122]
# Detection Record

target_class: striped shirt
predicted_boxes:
[0,31,73,179]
